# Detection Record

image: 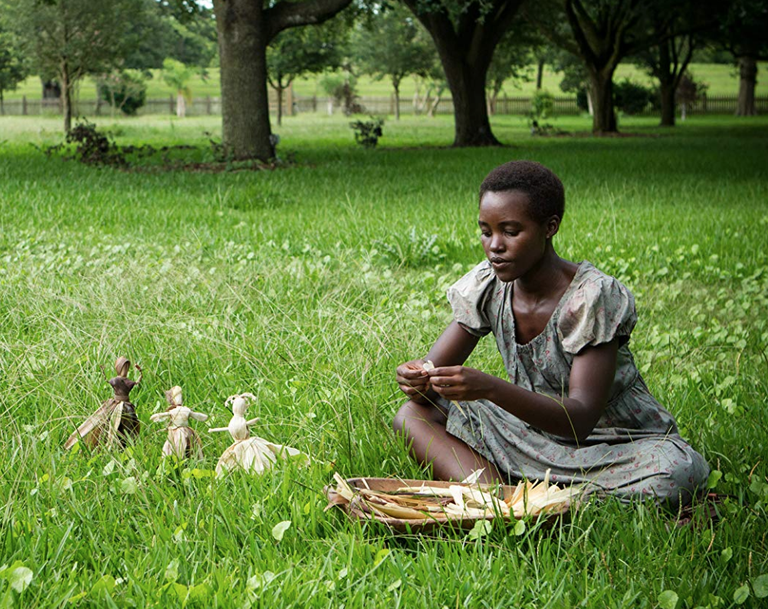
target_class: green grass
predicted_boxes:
[1,113,767,608]
[4,61,767,102]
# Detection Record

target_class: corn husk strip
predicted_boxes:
[358,489,449,510]
[422,359,467,417]
[332,473,356,502]
[368,500,433,520]
[461,469,485,484]
[395,485,457,497]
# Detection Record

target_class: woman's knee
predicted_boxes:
[640,446,709,507]
[392,400,445,436]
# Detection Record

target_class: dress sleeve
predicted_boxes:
[557,275,637,354]
[446,261,496,337]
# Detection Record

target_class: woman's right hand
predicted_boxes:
[396,359,432,404]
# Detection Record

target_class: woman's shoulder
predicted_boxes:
[557,261,637,353]
[567,261,635,303]
[449,260,496,293]
[446,260,500,338]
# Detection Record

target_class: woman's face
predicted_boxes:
[478,190,555,283]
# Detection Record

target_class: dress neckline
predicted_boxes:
[510,261,590,348]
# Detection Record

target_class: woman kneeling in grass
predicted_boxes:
[394,160,709,507]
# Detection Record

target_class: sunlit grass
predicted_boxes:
[0,114,766,607]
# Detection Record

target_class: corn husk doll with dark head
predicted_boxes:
[64,357,142,450]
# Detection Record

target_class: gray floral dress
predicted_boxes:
[440,260,709,506]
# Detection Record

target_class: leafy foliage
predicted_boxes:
[268,20,346,91]
[614,80,653,115]
[0,22,27,106]
[98,70,149,116]
[351,5,434,115]
[349,116,384,148]
[676,71,708,106]
[320,73,363,115]
[162,58,195,99]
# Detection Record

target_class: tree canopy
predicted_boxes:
[3,0,150,131]
[352,5,434,120]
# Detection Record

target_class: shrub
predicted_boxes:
[676,72,708,106]
[59,120,126,167]
[530,89,555,121]
[320,73,363,116]
[613,80,652,115]
[98,71,148,116]
[349,116,384,149]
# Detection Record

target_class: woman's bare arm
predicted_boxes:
[427,339,619,442]
[396,322,480,404]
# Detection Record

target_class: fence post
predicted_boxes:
[702,92,707,113]
[206,95,212,114]
[170,95,174,115]
[22,95,28,116]
[312,95,317,112]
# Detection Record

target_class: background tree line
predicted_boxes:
[0,0,766,158]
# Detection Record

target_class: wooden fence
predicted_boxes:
[1,93,766,118]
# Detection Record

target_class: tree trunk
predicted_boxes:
[441,54,500,146]
[428,94,441,117]
[659,80,675,127]
[536,58,544,90]
[176,92,186,118]
[589,70,617,134]
[393,80,400,120]
[214,0,274,161]
[276,85,284,126]
[60,62,72,133]
[736,55,757,116]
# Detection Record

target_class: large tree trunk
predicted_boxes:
[659,80,676,127]
[736,55,757,116]
[588,69,616,134]
[656,37,675,127]
[441,54,500,146]
[214,0,275,161]
[401,0,522,147]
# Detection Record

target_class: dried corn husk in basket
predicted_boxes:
[324,469,581,532]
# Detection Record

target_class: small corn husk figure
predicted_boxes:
[150,386,208,459]
[209,393,308,477]
[64,357,142,450]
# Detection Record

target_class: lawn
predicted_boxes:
[0,113,767,608]
[4,62,767,102]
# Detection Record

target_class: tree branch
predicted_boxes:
[266,0,353,42]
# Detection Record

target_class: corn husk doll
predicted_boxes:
[209,393,308,476]
[150,386,208,459]
[64,357,142,450]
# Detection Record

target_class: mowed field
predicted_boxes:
[4,62,768,102]
[0,113,767,607]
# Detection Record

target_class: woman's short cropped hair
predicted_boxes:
[479,160,565,223]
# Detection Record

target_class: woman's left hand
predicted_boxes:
[425,366,496,402]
